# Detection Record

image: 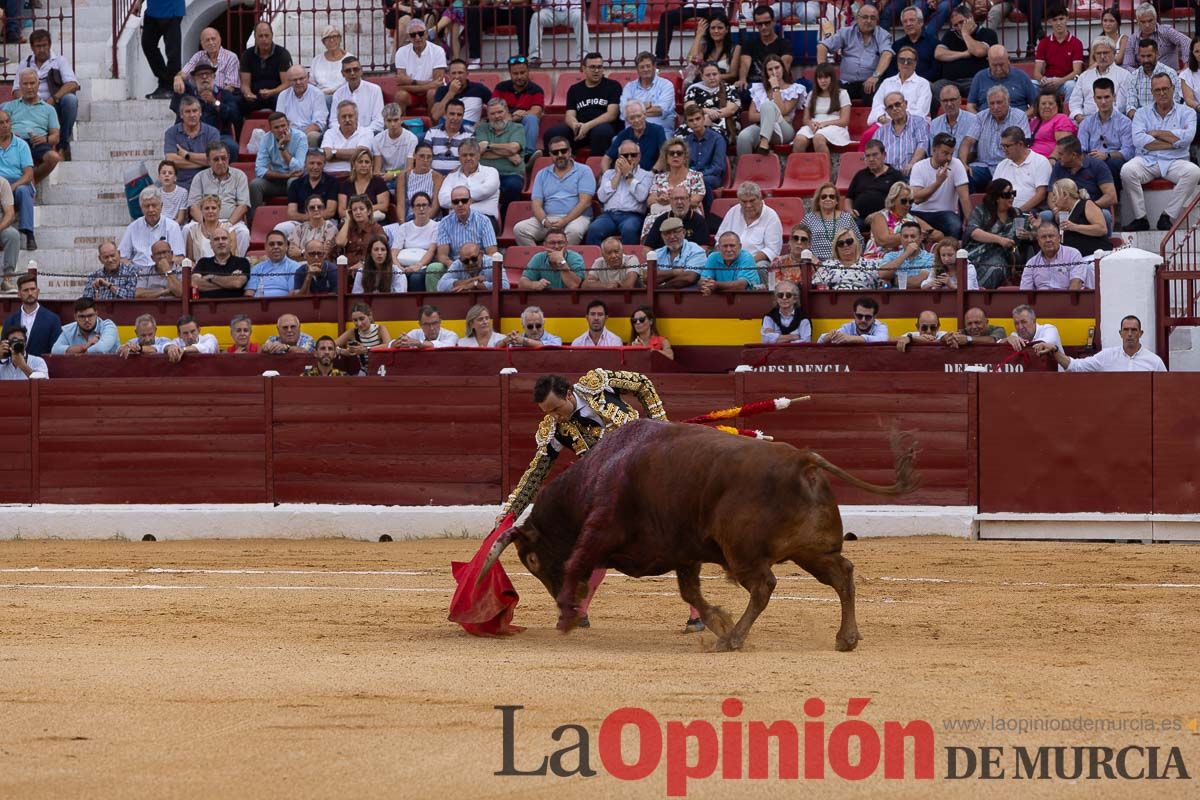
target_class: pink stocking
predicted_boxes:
[579,567,607,615]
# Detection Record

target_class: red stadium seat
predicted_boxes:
[529,72,553,98]
[661,71,684,103]
[584,156,605,180]
[769,197,809,230]
[366,75,397,104]
[0,83,11,103]
[473,72,503,91]
[608,71,639,87]
[523,157,553,198]
[727,154,782,196]
[249,205,289,250]
[572,245,602,267]
[231,162,256,184]
[622,244,648,264]
[847,106,873,138]
[504,245,542,282]
[548,76,578,111]
[774,152,833,197]
[1012,62,1036,78]
[835,151,865,195]
[710,197,736,220]
[500,201,533,246]
[237,118,271,162]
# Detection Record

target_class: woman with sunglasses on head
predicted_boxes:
[676,11,741,84]
[737,54,806,156]
[627,305,674,359]
[964,178,1023,289]
[761,279,811,344]
[803,182,861,261]
[767,223,815,289]
[642,136,706,240]
[812,226,883,290]
[864,181,938,259]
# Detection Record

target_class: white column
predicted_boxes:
[1098,247,1162,354]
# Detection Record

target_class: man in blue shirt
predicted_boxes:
[620,53,677,132]
[244,230,299,297]
[51,298,119,355]
[250,111,308,209]
[513,138,595,245]
[136,0,186,99]
[0,109,36,251]
[817,296,890,343]
[699,232,762,294]
[602,101,666,172]
[1122,72,1200,231]
[291,240,339,295]
[680,104,725,211]
[967,45,1038,112]
[1077,78,1134,195]
[653,217,704,289]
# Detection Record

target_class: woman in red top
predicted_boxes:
[628,305,674,359]
[227,315,259,353]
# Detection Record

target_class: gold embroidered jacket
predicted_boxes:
[500,369,668,518]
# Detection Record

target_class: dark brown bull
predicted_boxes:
[481,419,919,652]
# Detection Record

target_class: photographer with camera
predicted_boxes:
[0,324,48,380]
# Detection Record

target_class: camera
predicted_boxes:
[9,339,23,354]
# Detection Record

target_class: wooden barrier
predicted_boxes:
[740,343,1056,373]
[0,373,1192,515]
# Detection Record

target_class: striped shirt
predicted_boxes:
[1122,62,1180,117]
[930,109,980,149]
[871,114,930,171]
[435,210,497,259]
[972,108,1030,170]
[424,125,474,175]
[82,263,139,300]
[181,48,241,91]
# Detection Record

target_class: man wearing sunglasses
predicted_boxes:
[437,241,509,292]
[740,5,794,92]
[514,136,595,246]
[870,46,933,126]
[968,84,1031,192]
[330,55,385,134]
[643,184,711,249]
[895,310,945,352]
[510,305,562,347]
[586,140,653,246]
[394,19,448,113]
[817,296,890,344]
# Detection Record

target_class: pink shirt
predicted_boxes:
[1030,113,1077,157]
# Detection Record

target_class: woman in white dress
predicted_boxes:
[793,63,852,154]
[736,54,807,155]
[458,304,507,348]
[384,191,442,292]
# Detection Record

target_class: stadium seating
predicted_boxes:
[522,157,553,197]
[500,201,533,246]
[237,118,271,162]
[249,205,289,250]
[727,154,782,196]
[775,153,833,198]
[835,151,865,195]
[584,156,605,180]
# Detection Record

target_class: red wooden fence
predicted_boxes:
[1,374,1195,514]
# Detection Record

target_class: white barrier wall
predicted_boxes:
[1099,247,1161,354]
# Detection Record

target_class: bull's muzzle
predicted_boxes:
[476,529,515,586]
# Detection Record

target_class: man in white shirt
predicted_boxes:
[330,55,384,134]
[389,304,459,348]
[909,132,972,238]
[1006,303,1063,355]
[119,186,185,269]
[276,65,329,149]
[715,181,782,276]
[992,126,1051,214]
[572,299,622,346]
[437,138,501,222]
[160,315,220,362]
[320,100,375,176]
[870,45,933,123]
[1068,36,1130,123]
[373,103,418,178]
[394,19,448,113]
[1047,314,1166,371]
[895,310,947,352]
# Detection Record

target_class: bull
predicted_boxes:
[480,418,919,652]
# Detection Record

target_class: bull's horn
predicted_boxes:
[476,529,515,586]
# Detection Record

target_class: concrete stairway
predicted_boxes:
[15,0,171,297]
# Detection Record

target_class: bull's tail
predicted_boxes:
[808,431,921,497]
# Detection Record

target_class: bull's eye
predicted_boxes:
[526,553,540,572]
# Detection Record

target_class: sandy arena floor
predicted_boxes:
[0,536,1198,799]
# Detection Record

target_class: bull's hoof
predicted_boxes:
[705,606,734,638]
[835,631,861,652]
[710,635,743,653]
[556,608,585,633]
